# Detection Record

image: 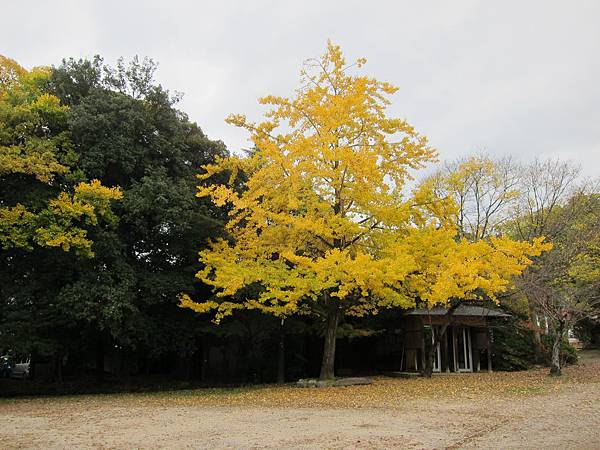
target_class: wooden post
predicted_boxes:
[487,327,493,373]
[452,326,458,372]
[467,327,473,372]
[441,330,449,373]
[420,329,426,374]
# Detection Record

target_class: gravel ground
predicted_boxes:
[2,352,600,449]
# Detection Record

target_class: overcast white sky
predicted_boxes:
[3,1,599,177]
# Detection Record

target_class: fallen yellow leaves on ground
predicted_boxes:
[161,363,599,409]
[7,362,598,413]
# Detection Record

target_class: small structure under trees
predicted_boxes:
[399,303,509,375]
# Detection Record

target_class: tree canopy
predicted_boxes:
[0,55,228,368]
[0,47,593,387]
[180,43,550,379]
[0,58,122,256]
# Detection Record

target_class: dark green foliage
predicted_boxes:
[491,318,537,371]
[492,317,578,371]
[49,56,228,355]
[1,56,229,380]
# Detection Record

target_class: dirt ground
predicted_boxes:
[2,352,600,449]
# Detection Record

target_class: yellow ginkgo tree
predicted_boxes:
[180,43,550,380]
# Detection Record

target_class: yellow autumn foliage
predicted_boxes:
[0,56,123,257]
[181,43,550,323]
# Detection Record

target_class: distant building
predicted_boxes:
[398,303,509,373]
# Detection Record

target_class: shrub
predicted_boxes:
[492,319,537,371]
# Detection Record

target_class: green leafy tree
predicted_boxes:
[0,57,122,375]
[1,55,227,380]
[46,56,229,371]
[516,191,600,375]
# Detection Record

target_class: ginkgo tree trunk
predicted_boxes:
[180,42,550,381]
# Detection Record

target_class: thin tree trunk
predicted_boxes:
[422,325,434,378]
[28,351,37,381]
[96,332,105,382]
[550,322,564,376]
[185,354,193,381]
[319,307,339,380]
[201,335,210,382]
[55,352,63,383]
[277,320,285,384]
[423,322,448,378]
[527,295,543,362]
[441,330,449,372]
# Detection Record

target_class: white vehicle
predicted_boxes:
[10,357,30,379]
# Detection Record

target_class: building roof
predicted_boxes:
[405,303,510,318]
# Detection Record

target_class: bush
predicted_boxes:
[492,319,537,371]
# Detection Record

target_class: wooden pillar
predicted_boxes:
[487,326,493,373]
[452,326,458,373]
[441,330,449,373]
[420,330,426,373]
